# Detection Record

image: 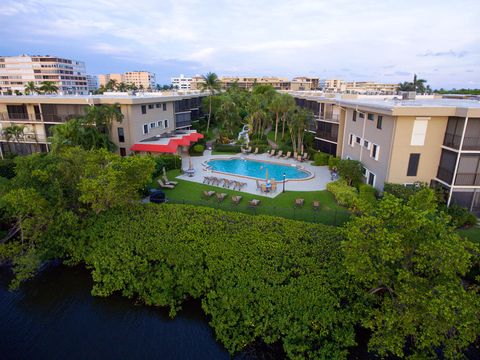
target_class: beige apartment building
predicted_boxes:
[0,93,204,157]
[344,81,398,95]
[0,55,88,95]
[190,76,292,91]
[294,93,480,212]
[98,71,156,89]
[291,77,320,91]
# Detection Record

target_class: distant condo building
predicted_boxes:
[98,71,156,89]
[0,55,88,95]
[171,74,193,90]
[321,79,398,94]
[190,76,309,91]
[86,75,98,92]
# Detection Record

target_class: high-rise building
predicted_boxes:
[86,75,98,92]
[98,71,155,89]
[171,74,193,90]
[0,55,88,95]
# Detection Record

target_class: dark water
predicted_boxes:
[0,264,231,360]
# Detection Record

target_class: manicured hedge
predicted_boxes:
[213,144,242,153]
[152,154,181,177]
[326,180,358,208]
[313,152,330,166]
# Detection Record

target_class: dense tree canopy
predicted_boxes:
[343,189,480,358]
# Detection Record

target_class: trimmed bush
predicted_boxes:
[383,182,427,201]
[337,159,363,187]
[358,184,377,204]
[446,204,478,228]
[213,144,242,153]
[313,152,330,166]
[152,155,181,177]
[192,144,205,154]
[328,156,340,170]
[327,179,358,208]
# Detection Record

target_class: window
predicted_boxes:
[359,112,365,119]
[349,133,354,146]
[157,121,163,128]
[361,166,367,177]
[367,113,374,121]
[407,153,420,176]
[156,103,161,108]
[141,105,147,115]
[150,122,156,129]
[363,140,371,149]
[119,147,126,157]
[411,118,429,146]
[371,144,379,160]
[163,103,167,111]
[164,119,168,128]
[143,124,148,134]
[356,136,361,144]
[352,111,357,122]
[377,116,383,130]
[148,104,154,109]
[367,172,376,186]
[117,127,125,143]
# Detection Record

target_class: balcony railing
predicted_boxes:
[319,113,340,122]
[443,133,480,151]
[307,121,317,132]
[0,112,77,123]
[455,173,480,186]
[437,166,454,184]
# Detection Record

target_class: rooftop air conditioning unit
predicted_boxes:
[401,91,416,100]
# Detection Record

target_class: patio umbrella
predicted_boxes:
[162,167,167,177]
[301,144,304,155]
[188,157,193,170]
[265,168,269,182]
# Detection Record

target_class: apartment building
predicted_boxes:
[86,75,98,92]
[344,81,398,95]
[171,74,193,90]
[190,76,291,91]
[0,55,88,95]
[0,93,205,158]
[98,71,155,89]
[290,77,320,91]
[322,79,346,93]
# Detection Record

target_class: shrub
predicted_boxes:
[192,144,205,154]
[0,159,16,179]
[337,159,363,187]
[358,184,377,204]
[152,154,181,177]
[328,156,340,170]
[213,144,242,153]
[327,179,358,207]
[446,204,478,228]
[313,152,330,166]
[383,182,427,201]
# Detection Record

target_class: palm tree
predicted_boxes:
[269,94,283,142]
[84,104,123,133]
[38,81,59,94]
[413,74,427,94]
[287,108,308,154]
[105,79,118,91]
[3,125,25,154]
[200,72,222,134]
[278,93,296,140]
[216,95,240,136]
[397,81,415,92]
[24,81,38,95]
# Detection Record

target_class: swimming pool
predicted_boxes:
[207,158,312,180]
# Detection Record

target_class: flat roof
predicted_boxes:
[0,92,206,105]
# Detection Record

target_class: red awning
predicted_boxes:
[130,132,204,154]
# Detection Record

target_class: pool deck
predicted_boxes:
[177,151,332,198]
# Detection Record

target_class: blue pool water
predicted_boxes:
[207,158,311,180]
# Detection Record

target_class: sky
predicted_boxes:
[0,0,479,89]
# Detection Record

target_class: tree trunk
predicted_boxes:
[206,94,212,134]
[281,114,286,140]
[274,113,279,142]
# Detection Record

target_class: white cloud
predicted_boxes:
[0,0,479,87]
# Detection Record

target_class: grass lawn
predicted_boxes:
[266,130,288,148]
[156,169,350,226]
[457,227,480,245]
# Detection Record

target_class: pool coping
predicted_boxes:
[204,156,315,182]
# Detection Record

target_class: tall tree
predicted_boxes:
[287,108,308,154]
[279,93,296,140]
[343,189,480,358]
[200,72,222,134]
[269,94,283,142]
[2,125,26,154]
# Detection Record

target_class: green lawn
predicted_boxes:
[457,227,480,245]
[156,170,350,225]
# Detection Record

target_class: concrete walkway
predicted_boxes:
[178,150,332,198]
